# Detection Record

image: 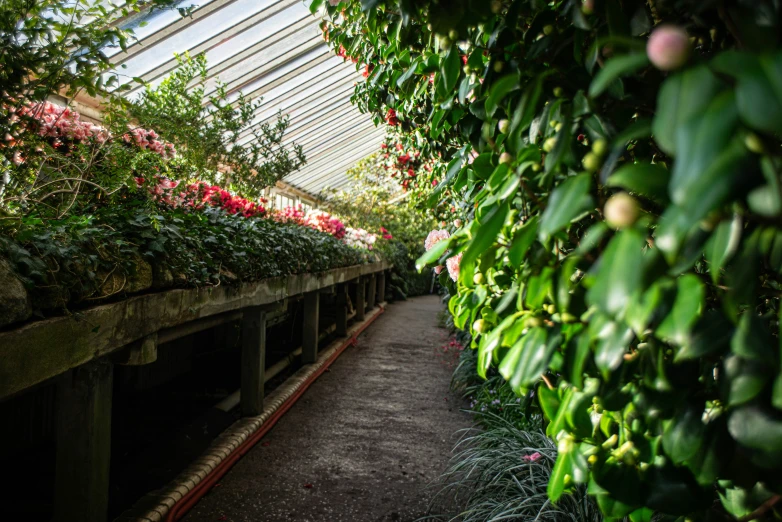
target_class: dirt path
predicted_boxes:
[182,295,471,522]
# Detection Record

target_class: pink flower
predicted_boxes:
[523,452,543,463]
[424,229,450,251]
[446,252,462,282]
[647,25,691,71]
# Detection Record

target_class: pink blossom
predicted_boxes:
[647,25,690,71]
[446,252,462,282]
[425,229,450,251]
[522,452,543,463]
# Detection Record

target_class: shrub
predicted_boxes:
[317,0,782,518]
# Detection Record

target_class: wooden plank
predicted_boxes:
[377,271,386,303]
[367,273,377,310]
[302,292,319,364]
[0,261,389,401]
[112,333,158,366]
[335,284,348,337]
[355,278,366,321]
[241,308,266,417]
[54,361,113,522]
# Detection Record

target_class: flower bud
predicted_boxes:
[499,152,513,164]
[543,137,557,152]
[582,152,600,172]
[553,86,564,97]
[543,25,554,36]
[490,0,502,14]
[604,192,640,229]
[592,139,608,157]
[448,29,459,41]
[647,25,691,71]
[493,61,505,73]
[473,319,489,333]
[582,0,594,14]
[745,133,765,154]
[498,119,510,134]
[473,273,486,285]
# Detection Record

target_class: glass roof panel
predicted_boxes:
[112,0,384,200]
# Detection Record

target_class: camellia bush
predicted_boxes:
[316,0,782,519]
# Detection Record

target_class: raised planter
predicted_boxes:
[0,260,389,402]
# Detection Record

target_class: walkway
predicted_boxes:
[182,295,471,522]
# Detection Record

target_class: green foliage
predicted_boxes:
[326,152,435,297]
[0,0,184,144]
[2,194,364,316]
[120,53,306,198]
[320,0,782,518]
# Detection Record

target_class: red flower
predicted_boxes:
[385,108,399,126]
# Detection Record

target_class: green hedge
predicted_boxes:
[318,0,782,519]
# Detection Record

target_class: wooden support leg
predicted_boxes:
[367,273,377,310]
[241,307,267,417]
[377,271,386,303]
[54,361,113,522]
[302,291,320,364]
[335,284,348,337]
[355,278,366,321]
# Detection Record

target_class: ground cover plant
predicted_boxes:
[316,0,782,519]
[429,343,602,522]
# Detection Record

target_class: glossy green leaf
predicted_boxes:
[415,237,449,271]
[662,404,706,464]
[586,229,646,317]
[485,74,519,117]
[508,216,538,266]
[459,203,509,272]
[669,91,739,207]
[735,53,782,134]
[656,274,704,346]
[594,321,634,377]
[728,405,782,459]
[606,163,670,203]
[508,327,561,389]
[652,66,724,156]
[589,53,649,98]
[705,214,742,283]
[724,355,770,407]
[439,46,461,96]
[538,174,593,240]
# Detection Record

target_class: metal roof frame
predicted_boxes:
[112,0,385,199]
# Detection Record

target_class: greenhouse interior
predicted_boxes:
[1,0,781,521]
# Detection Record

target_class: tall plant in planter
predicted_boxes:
[315,0,782,519]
